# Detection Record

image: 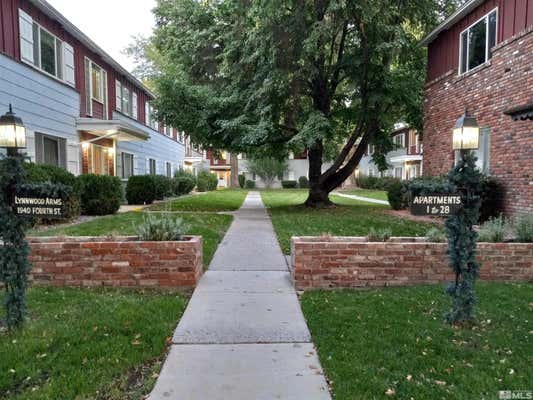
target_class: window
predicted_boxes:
[367,144,374,155]
[121,152,134,179]
[34,133,66,168]
[393,133,405,148]
[394,167,403,179]
[149,158,156,175]
[91,144,111,175]
[122,86,130,114]
[456,128,490,173]
[166,162,172,178]
[85,58,107,116]
[459,9,497,74]
[116,82,139,119]
[165,126,172,137]
[18,10,75,85]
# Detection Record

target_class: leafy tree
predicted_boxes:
[145,0,457,207]
[247,157,288,189]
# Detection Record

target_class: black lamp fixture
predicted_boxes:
[452,109,480,151]
[0,104,27,153]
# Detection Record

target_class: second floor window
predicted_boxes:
[84,58,107,117]
[18,9,75,86]
[459,9,497,75]
[115,81,138,119]
[393,134,405,148]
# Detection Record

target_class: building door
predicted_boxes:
[91,144,111,175]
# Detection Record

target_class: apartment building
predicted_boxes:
[0,0,204,180]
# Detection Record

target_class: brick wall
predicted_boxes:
[291,237,533,290]
[423,28,533,215]
[28,236,203,289]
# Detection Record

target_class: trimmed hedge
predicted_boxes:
[23,163,80,220]
[281,180,298,189]
[173,174,196,196]
[77,174,122,215]
[152,175,173,200]
[238,174,246,189]
[126,175,157,205]
[356,175,400,191]
[387,180,408,210]
[298,176,309,188]
[197,171,218,192]
[245,180,256,189]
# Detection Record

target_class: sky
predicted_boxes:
[46,0,157,73]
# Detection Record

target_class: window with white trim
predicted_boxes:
[166,162,172,178]
[121,152,134,179]
[459,9,497,74]
[393,133,405,148]
[148,158,157,175]
[18,9,75,86]
[84,58,107,116]
[115,82,139,120]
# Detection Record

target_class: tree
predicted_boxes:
[247,157,288,189]
[147,0,456,207]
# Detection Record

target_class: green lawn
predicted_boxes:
[338,188,389,201]
[149,189,248,212]
[261,189,432,254]
[0,287,187,400]
[301,283,533,400]
[30,212,232,267]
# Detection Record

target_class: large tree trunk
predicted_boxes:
[305,140,334,207]
[229,153,240,188]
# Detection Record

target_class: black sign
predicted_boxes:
[410,194,462,216]
[13,194,64,218]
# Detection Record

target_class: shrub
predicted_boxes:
[135,213,189,241]
[478,216,508,242]
[298,176,309,188]
[425,227,446,242]
[514,214,533,242]
[152,175,173,200]
[173,174,196,196]
[367,227,392,242]
[245,180,256,189]
[126,175,157,205]
[77,174,122,215]
[23,163,80,220]
[281,180,298,189]
[357,175,399,190]
[238,173,246,189]
[387,180,409,210]
[197,171,218,192]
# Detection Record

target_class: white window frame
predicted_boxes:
[148,158,157,175]
[458,8,498,75]
[121,151,134,179]
[84,58,107,117]
[132,92,138,119]
[115,80,122,112]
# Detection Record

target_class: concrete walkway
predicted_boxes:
[149,192,331,400]
[333,191,390,205]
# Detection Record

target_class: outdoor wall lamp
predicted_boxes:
[0,104,27,155]
[452,109,480,151]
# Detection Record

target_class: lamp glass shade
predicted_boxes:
[461,126,480,149]
[452,111,480,150]
[0,106,27,149]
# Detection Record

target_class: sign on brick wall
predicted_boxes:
[410,194,462,216]
[13,193,64,218]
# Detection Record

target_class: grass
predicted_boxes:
[338,188,389,201]
[261,189,433,254]
[149,189,248,212]
[30,212,232,267]
[0,287,187,400]
[301,282,533,400]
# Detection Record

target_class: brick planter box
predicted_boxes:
[28,236,203,289]
[290,236,533,290]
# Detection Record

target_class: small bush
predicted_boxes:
[281,180,298,189]
[126,175,157,205]
[197,171,218,192]
[357,175,399,191]
[367,227,392,242]
[18,182,76,223]
[238,174,246,189]
[135,213,189,241]
[152,175,173,200]
[173,175,196,196]
[514,214,533,242]
[23,163,80,220]
[245,180,256,189]
[77,174,122,215]
[387,180,409,210]
[298,176,309,189]
[426,227,446,242]
[478,216,508,242]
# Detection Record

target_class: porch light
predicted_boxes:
[0,104,26,150]
[452,110,480,150]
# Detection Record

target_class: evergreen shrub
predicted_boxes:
[77,174,122,215]
[126,175,157,205]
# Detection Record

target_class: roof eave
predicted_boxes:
[420,0,485,46]
[29,0,156,99]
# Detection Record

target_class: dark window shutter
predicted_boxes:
[59,137,67,168]
[34,132,44,163]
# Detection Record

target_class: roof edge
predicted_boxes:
[420,0,485,46]
[29,0,155,98]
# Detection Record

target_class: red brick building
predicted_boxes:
[421,0,532,215]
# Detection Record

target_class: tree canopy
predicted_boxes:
[142,0,459,206]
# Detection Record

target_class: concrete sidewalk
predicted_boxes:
[149,192,331,400]
[333,191,390,205]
